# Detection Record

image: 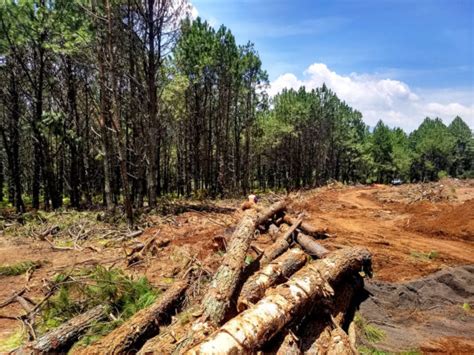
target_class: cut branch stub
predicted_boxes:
[186,247,371,354]
[237,247,307,311]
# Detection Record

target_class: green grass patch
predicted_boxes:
[462,302,471,312]
[0,260,42,276]
[354,312,385,343]
[359,347,421,355]
[358,346,390,355]
[0,328,26,352]
[410,250,439,261]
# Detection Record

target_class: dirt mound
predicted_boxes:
[357,265,474,352]
[404,199,474,241]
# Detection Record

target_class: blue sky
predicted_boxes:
[191,0,473,131]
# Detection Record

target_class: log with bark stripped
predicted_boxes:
[78,279,189,355]
[237,247,307,311]
[186,247,371,354]
[15,305,106,354]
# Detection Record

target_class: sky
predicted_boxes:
[191,0,473,131]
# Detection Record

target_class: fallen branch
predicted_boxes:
[44,237,75,251]
[237,248,307,311]
[186,247,371,354]
[15,305,106,354]
[79,279,189,354]
[0,288,26,308]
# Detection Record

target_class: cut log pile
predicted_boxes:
[18,199,371,354]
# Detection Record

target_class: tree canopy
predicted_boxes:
[0,1,472,222]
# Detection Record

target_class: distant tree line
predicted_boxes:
[264,88,473,188]
[0,1,472,222]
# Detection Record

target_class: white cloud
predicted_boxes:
[189,3,199,19]
[269,63,474,131]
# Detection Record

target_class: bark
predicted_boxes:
[16,305,106,354]
[237,248,307,311]
[260,217,301,265]
[283,215,328,238]
[186,247,371,354]
[79,280,189,355]
[295,232,329,259]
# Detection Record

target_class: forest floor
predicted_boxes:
[0,178,473,353]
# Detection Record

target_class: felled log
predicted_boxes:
[295,232,329,258]
[16,305,106,354]
[260,218,302,265]
[174,200,289,352]
[187,247,371,354]
[79,279,189,354]
[283,215,328,238]
[237,248,307,311]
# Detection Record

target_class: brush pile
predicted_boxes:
[18,199,372,354]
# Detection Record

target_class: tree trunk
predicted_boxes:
[295,232,329,259]
[16,305,106,354]
[186,247,371,354]
[79,280,189,354]
[105,0,133,226]
[97,48,114,212]
[237,247,307,311]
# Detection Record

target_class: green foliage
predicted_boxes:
[409,118,456,181]
[0,260,42,276]
[40,266,159,340]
